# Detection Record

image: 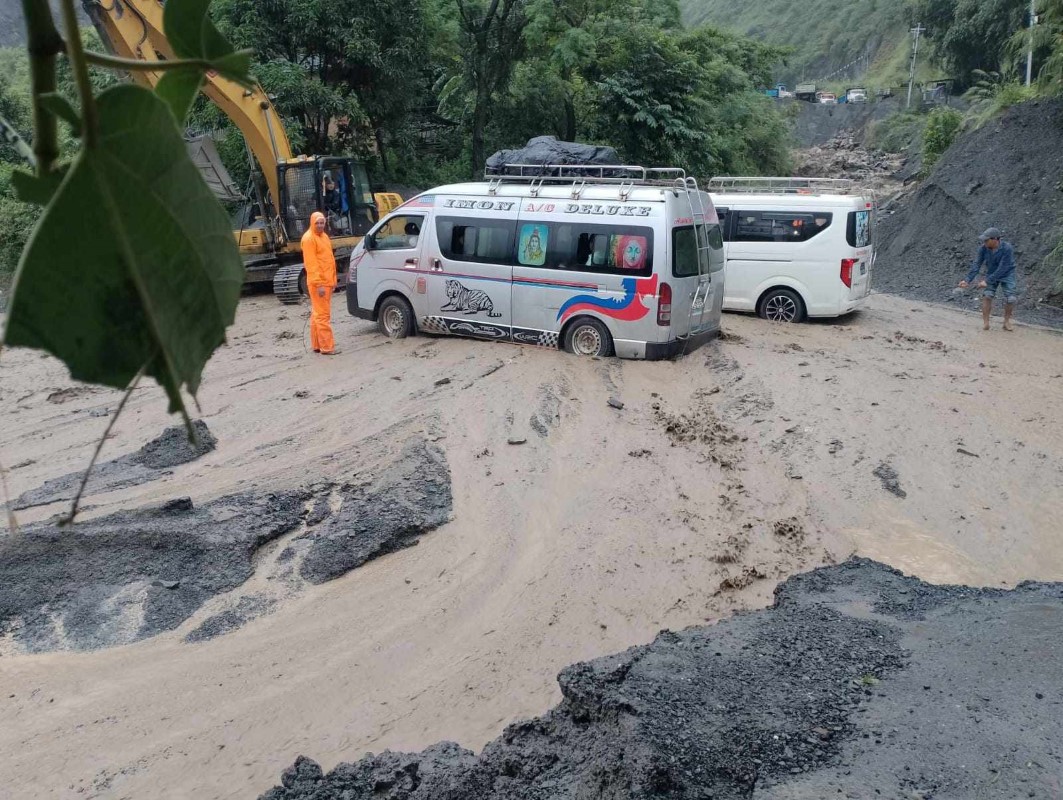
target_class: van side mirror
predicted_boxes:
[364,234,376,251]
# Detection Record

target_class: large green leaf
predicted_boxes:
[2,84,244,414]
[164,0,252,84]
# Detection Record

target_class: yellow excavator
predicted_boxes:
[83,0,403,303]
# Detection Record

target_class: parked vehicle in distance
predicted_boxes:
[762,84,794,99]
[846,87,869,103]
[347,165,725,359]
[795,82,817,102]
[816,92,838,105]
[707,177,875,323]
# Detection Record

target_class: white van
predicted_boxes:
[708,177,874,323]
[347,166,725,359]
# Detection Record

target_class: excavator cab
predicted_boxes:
[278,158,377,243]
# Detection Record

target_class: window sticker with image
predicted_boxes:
[854,210,871,247]
[611,235,648,270]
[518,224,548,266]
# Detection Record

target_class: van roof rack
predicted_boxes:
[484,163,689,188]
[707,177,859,196]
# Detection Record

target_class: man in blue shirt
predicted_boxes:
[959,227,1017,331]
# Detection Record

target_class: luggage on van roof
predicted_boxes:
[486,136,621,177]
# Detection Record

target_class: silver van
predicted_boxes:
[347,166,724,359]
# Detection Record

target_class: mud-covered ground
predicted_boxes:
[262,558,1063,800]
[1,292,1061,798]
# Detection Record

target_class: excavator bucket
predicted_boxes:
[186,135,243,204]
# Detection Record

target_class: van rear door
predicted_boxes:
[845,206,874,300]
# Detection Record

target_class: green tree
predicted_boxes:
[922,106,963,170]
[213,0,430,164]
[912,0,1028,85]
[455,0,529,177]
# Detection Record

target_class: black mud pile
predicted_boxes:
[0,492,306,652]
[11,419,217,510]
[293,439,452,584]
[877,99,1063,326]
[262,559,1063,800]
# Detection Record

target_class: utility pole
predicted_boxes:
[1027,0,1037,86]
[907,24,926,109]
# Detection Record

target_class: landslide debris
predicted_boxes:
[876,99,1063,323]
[261,559,1063,800]
[0,491,306,652]
[0,434,455,652]
[291,438,452,585]
[11,419,217,510]
[793,131,904,199]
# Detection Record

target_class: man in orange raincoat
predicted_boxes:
[301,211,340,355]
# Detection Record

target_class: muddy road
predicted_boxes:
[1,293,1061,798]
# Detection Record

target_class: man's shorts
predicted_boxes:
[983,274,1018,303]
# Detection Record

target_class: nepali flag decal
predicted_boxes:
[556,274,659,324]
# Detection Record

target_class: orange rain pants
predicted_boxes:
[309,285,335,353]
[301,211,338,354]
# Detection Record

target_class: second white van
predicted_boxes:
[709,177,874,323]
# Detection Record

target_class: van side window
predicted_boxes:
[733,211,833,243]
[847,210,872,247]
[436,217,515,263]
[543,223,653,276]
[716,208,732,241]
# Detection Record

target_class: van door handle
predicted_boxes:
[405,257,419,267]
[432,259,443,271]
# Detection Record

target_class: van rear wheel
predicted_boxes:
[758,289,806,323]
[564,318,614,357]
[378,295,416,339]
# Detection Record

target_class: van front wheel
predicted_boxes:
[564,318,614,357]
[758,289,806,323]
[378,295,416,339]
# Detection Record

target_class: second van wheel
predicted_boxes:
[378,295,416,339]
[564,318,614,357]
[758,288,806,323]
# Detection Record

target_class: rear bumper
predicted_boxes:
[346,282,374,320]
[643,328,719,360]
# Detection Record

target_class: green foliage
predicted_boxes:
[911,0,1028,87]
[867,112,927,154]
[963,69,1036,126]
[2,0,252,440]
[921,106,963,170]
[212,0,430,163]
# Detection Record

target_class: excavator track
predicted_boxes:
[273,264,305,305]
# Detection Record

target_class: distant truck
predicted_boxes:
[845,87,869,103]
[762,84,794,99]
[795,83,817,102]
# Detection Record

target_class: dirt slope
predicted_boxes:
[1,293,1061,797]
[261,558,1063,800]
[876,99,1063,321]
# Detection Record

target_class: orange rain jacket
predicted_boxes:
[301,212,337,287]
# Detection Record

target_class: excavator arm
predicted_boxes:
[82,0,293,234]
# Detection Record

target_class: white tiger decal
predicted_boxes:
[441,279,501,318]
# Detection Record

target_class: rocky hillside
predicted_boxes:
[876,99,1063,318]
[681,0,909,86]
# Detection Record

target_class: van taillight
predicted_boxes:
[657,282,672,326]
[841,258,855,288]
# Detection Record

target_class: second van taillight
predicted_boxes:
[657,282,672,326]
[840,258,856,288]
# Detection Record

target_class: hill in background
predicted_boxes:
[681,0,915,87]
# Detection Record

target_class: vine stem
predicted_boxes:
[59,364,147,526]
[60,0,98,149]
[19,0,64,174]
